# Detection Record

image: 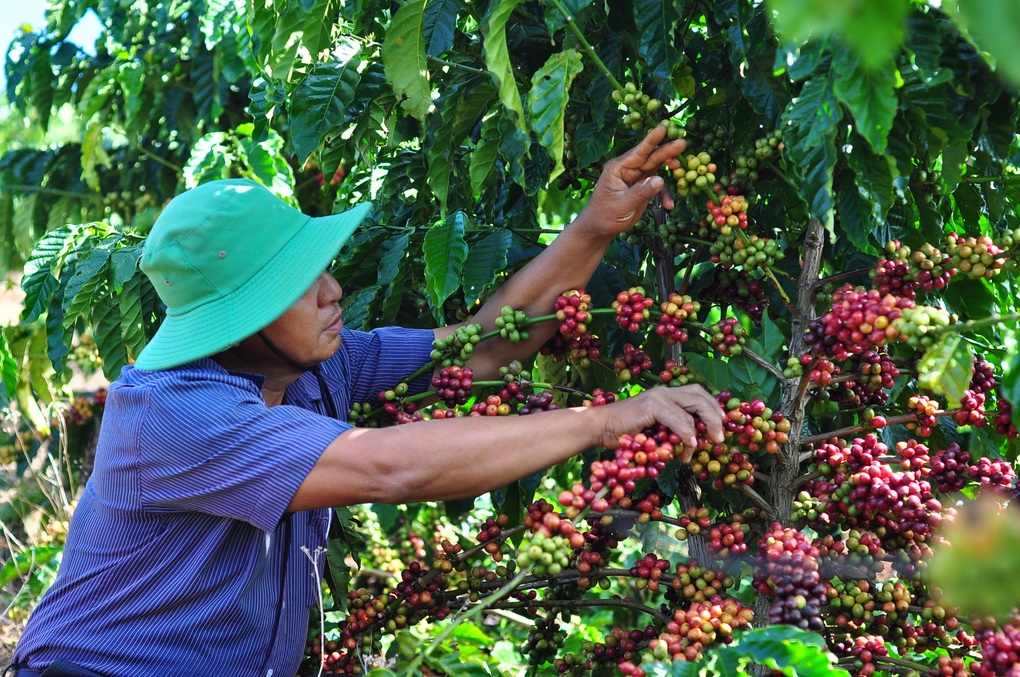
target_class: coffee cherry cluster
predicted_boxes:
[613,343,654,382]
[710,268,769,326]
[804,284,915,361]
[684,119,728,157]
[966,455,1017,494]
[715,131,777,196]
[476,513,511,560]
[672,506,712,541]
[564,424,685,514]
[690,443,755,489]
[870,256,915,299]
[524,500,586,547]
[828,530,887,574]
[671,152,718,197]
[972,615,1020,677]
[326,560,453,672]
[929,444,970,493]
[873,240,955,300]
[859,349,899,392]
[667,560,737,604]
[517,530,572,577]
[846,463,943,544]
[889,304,954,350]
[629,552,670,592]
[710,232,782,271]
[719,394,791,454]
[954,389,987,428]
[946,233,1007,279]
[496,305,530,343]
[803,355,836,388]
[995,226,1020,250]
[930,444,1015,495]
[658,359,692,387]
[657,595,753,662]
[655,215,710,251]
[906,394,940,437]
[843,635,889,677]
[304,633,350,674]
[970,358,997,394]
[783,356,804,379]
[518,390,559,415]
[580,388,618,408]
[613,287,655,332]
[757,128,785,155]
[541,331,603,366]
[654,293,700,344]
[430,322,483,366]
[705,514,750,558]
[522,615,566,665]
[754,524,826,632]
[469,394,513,417]
[708,317,746,356]
[706,195,749,235]
[927,654,970,677]
[996,398,1019,438]
[347,400,384,427]
[431,365,474,407]
[554,290,591,339]
[894,439,931,473]
[612,82,684,139]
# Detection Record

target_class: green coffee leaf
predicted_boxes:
[423,212,469,323]
[917,332,972,409]
[463,229,512,307]
[383,0,430,121]
[290,60,361,163]
[831,44,899,154]
[635,0,679,94]
[483,0,527,137]
[528,49,584,184]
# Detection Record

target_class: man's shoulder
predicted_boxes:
[112,359,265,404]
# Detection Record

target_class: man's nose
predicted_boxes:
[320,272,343,305]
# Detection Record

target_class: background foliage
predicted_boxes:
[4,0,1020,674]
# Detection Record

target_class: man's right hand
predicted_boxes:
[596,384,725,461]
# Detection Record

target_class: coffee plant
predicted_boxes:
[4,0,1020,676]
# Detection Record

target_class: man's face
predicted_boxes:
[260,271,345,366]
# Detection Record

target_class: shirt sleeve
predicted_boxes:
[136,371,350,532]
[331,326,436,402]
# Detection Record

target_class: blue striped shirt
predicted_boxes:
[13,326,435,676]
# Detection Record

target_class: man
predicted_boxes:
[9,126,724,676]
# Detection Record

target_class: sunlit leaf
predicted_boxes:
[766,0,908,70]
[290,59,361,163]
[831,45,899,153]
[483,0,528,137]
[528,49,584,184]
[917,332,972,409]
[947,0,1020,87]
[383,0,431,121]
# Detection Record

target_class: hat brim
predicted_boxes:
[133,202,373,371]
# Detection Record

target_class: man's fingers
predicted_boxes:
[676,387,726,444]
[659,179,675,212]
[660,406,698,451]
[621,129,685,172]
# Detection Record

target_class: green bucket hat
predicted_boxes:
[134,179,372,371]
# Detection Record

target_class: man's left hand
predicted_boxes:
[574,125,687,239]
